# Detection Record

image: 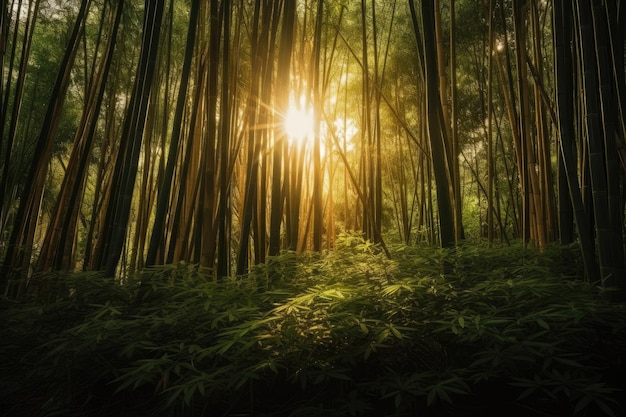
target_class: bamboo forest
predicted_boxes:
[1,0,626,415]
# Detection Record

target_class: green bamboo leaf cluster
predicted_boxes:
[1,240,624,416]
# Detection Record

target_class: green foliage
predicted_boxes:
[1,240,625,416]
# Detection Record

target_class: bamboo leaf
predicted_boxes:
[536,319,550,330]
[594,399,617,417]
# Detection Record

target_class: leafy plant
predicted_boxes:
[1,240,624,416]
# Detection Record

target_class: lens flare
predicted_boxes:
[284,102,314,145]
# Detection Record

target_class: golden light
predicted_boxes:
[284,100,315,146]
[496,39,505,52]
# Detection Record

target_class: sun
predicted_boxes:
[284,102,315,146]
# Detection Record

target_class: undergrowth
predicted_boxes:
[1,237,625,416]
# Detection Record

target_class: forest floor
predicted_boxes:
[1,238,625,416]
